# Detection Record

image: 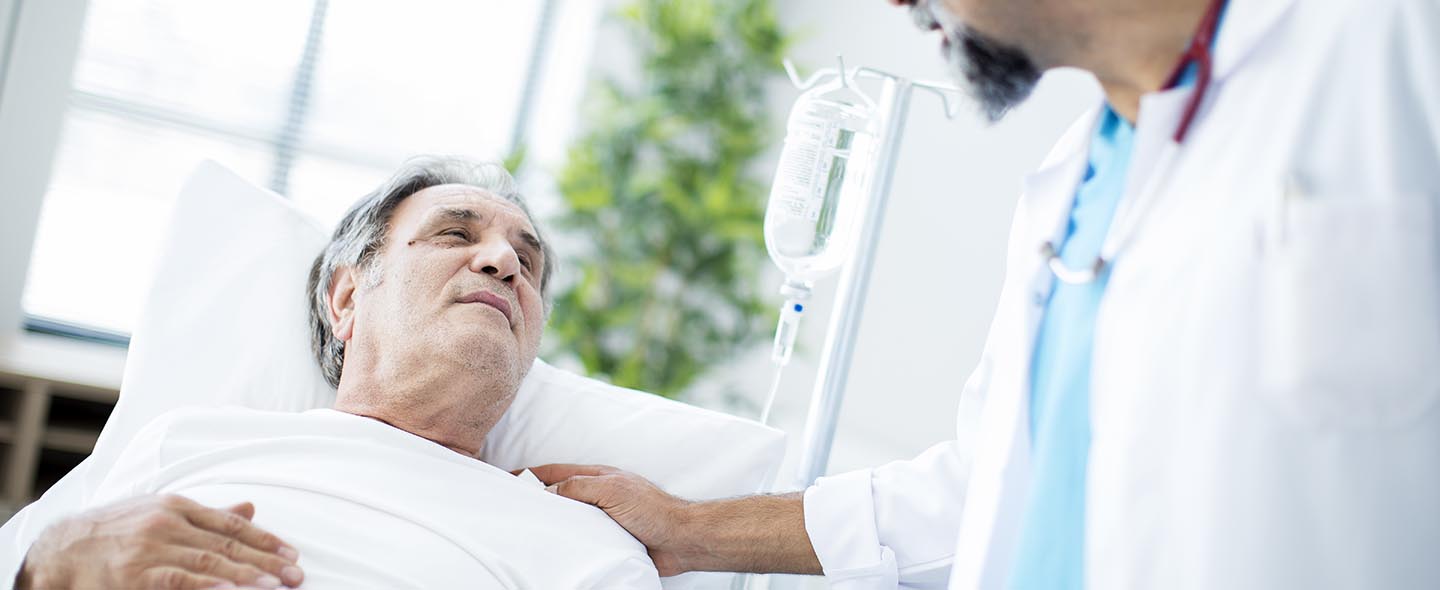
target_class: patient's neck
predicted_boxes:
[331,364,517,460]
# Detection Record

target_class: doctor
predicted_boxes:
[532,0,1440,587]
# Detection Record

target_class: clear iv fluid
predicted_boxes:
[764,95,876,284]
[759,81,878,425]
[763,87,876,369]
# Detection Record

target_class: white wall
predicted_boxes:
[707,1,1102,486]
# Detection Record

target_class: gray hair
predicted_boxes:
[306,156,556,388]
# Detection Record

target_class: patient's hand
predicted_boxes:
[16,494,304,589]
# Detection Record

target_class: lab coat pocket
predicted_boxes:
[1258,192,1440,429]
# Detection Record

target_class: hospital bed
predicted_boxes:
[0,162,787,590]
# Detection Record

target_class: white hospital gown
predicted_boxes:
[89,407,661,589]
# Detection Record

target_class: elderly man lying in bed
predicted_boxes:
[15,158,661,589]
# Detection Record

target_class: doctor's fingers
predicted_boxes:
[527,463,623,485]
[549,472,679,518]
[167,528,305,588]
[548,473,649,510]
[548,474,689,554]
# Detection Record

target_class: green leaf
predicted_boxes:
[545,0,790,399]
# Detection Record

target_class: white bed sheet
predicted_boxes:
[81,407,662,589]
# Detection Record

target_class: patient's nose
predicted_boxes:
[467,239,520,284]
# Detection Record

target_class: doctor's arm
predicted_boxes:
[532,434,971,586]
[534,350,986,585]
[528,464,821,576]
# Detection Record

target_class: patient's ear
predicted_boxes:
[328,266,359,342]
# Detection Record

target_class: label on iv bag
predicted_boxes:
[766,94,873,275]
[772,118,841,222]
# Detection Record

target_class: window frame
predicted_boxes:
[4,0,571,348]
[0,0,90,352]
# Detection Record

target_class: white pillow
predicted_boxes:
[2,161,783,588]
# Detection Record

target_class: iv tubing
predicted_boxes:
[759,365,786,426]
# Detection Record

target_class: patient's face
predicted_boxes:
[350,185,547,395]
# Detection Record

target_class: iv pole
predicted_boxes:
[744,59,962,590]
[781,59,964,489]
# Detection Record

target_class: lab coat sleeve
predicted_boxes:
[802,354,990,589]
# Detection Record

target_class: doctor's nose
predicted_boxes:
[467,241,521,284]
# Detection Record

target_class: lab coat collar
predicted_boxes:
[1161,0,1299,143]
[1009,0,1306,325]
[948,109,1099,590]
[1017,106,1099,341]
[1022,0,1298,174]
[955,2,1307,587]
[1114,0,1303,248]
[1092,0,1303,245]
[1021,107,1102,250]
[1211,0,1300,82]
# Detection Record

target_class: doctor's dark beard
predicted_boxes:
[910,1,1042,122]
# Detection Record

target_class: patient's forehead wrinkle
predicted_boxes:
[408,190,540,253]
[425,197,535,235]
[433,206,481,224]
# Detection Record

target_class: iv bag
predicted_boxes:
[764,85,877,284]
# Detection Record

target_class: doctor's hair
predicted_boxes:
[305,155,556,389]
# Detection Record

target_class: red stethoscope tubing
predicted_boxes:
[1165,0,1227,143]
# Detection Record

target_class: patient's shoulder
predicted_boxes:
[94,407,341,499]
[150,405,294,423]
[120,407,327,464]
[143,406,319,437]
[117,406,297,456]
[89,407,265,502]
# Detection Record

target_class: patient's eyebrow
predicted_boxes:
[427,206,542,259]
[515,230,543,260]
[430,207,481,225]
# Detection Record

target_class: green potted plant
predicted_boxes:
[544,0,792,399]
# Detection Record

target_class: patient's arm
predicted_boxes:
[16,494,303,590]
[530,464,821,576]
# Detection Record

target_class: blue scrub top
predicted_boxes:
[1006,107,1134,590]
[1005,4,1225,587]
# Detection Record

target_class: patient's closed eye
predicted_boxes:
[441,229,471,241]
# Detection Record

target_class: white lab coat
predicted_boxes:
[802,0,1440,587]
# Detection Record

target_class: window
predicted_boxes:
[22,0,552,335]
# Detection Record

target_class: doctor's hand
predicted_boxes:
[16,494,304,590]
[529,464,821,577]
[528,464,693,575]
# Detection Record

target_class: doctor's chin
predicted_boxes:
[0,0,1435,589]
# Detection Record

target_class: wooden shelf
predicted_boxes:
[0,373,117,507]
[0,423,87,451]
[42,426,99,455]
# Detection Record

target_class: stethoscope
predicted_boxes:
[1041,0,1228,285]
